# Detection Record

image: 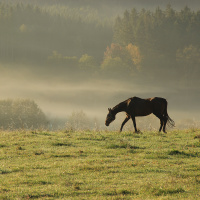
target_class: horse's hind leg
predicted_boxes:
[153,113,164,132]
[163,116,168,133]
[159,119,164,132]
[131,115,138,133]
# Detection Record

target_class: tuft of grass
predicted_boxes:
[34,150,44,155]
[0,169,11,174]
[106,143,135,149]
[118,189,133,195]
[106,140,140,149]
[22,193,57,199]
[104,189,134,196]
[194,134,200,139]
[52,142,72,147]
[16,146,24,150]
[103,190,117,196]
[168,149,199,157]
[32,131,52,136]
[152,187,185,196]
[23,180,51,186]
[51,154,72,158]
[195,176,200,184]
[73,182,82,190]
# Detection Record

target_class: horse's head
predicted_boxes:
[105,108,115,126]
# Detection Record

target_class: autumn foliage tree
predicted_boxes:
[126,43,142,67]
[101,43,142,75]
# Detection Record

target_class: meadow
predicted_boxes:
[0,129,200,199]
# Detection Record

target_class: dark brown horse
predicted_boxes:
[105,96,175,133]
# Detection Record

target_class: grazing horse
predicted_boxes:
[105,96,175,133]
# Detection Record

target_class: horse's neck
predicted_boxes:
[112,101,127,115]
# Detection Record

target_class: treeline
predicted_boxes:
[0,3,112,64]
[114,5,200,53]
[0,99,48,129]
[113,5,200,84]
[1,2,200,85]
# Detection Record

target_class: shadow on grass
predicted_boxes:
[103,189,137,196]
[106,143,141,150]
[152,187,185,196]
[51,154,73,158]
[23,193,57,199]
[168,149,199,157]
[0,169,11,174]
[32,131,52,136]
[0,167,24,174]
[52,142,72,147]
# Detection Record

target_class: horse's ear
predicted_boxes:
[108,108,111,112]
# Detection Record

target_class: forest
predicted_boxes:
[0,0,200,129]
[0,2,199,83]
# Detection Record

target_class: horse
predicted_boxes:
[105,96,175,133]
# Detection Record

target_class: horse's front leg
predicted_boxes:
[131,115,138,133]
[120,115,130,132]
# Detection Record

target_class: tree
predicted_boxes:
[176,45,200,85]
[101,43,141,74]
[0,99,48,130]
[79,54,97,70]
[101,56,127,72]
[47,51,78,68]
[67,110,90,131]
[19,24,28,33]
[126,43,142,67]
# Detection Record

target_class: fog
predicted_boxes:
[1,66,199,129]
[0,0,200,130]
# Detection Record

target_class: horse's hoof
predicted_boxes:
[134,131,138,133]
[134,130,141,134]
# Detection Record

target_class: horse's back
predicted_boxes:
[148,97,167,114]
[127,96,153,116]
[148,97,167,105]
[129,96,147,103]
[148,97,166,102]
[128,96,167,104]
[128,96,166,105]
[127,96,167,116]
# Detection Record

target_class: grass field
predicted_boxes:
[1,129,200,199]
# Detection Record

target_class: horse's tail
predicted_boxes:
[163,100,175,128]
[166,115,175,128]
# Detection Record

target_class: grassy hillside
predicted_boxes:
[1,129,200,199]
